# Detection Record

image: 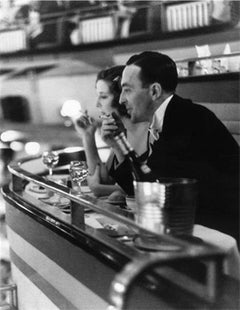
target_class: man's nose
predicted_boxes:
[119,91,126,105]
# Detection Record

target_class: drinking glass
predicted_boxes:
[42,151,59,176]
[69,161,88,194]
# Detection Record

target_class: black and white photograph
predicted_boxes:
[0,1,239,309]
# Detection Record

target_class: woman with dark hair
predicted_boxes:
[73,65,149,197]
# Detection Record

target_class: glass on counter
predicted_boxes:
[42,151,59,176]
[69,161,88,195]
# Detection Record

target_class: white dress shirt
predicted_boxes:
[148,94,173,148]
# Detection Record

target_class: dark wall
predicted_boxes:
[0,96,31,122]
[177,72,240,103]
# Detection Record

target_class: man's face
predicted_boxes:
[120,65,153,123]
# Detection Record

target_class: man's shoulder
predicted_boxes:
[171,95,214,116]
[170,95,195,110]
[165,94,219,131]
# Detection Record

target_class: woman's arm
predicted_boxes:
[87,164,125,197]
[89,183,124,197]
[73,113,101,175]
[81,132,101,175]
[73,113,117,187]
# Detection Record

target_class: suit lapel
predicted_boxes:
[152,95,194,155]
[162,94,182,135]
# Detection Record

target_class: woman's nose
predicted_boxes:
[96,100,101,108]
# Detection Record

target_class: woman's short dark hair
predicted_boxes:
[96,65,128,116]
[126,51,178,92]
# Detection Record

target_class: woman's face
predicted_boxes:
[96,79,115,116]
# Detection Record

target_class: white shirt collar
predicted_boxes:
[150,94,173,133]
[148,94,173,145]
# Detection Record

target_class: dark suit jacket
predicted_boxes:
[109,95,240,242]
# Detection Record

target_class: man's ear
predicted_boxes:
[149,83,162,100]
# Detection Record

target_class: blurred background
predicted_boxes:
[0,0,239,297]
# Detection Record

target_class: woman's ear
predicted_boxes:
[149,83,162,100]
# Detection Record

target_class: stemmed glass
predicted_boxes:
[69,161,88,195]
[42,151,59,176]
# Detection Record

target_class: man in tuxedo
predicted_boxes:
[102,51,239,243]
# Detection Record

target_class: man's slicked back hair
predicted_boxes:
[126,51,178,92]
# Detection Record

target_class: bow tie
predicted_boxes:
[147,128,160,156]
[148,127,160,142]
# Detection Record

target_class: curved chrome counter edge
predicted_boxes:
[3,149,225,310]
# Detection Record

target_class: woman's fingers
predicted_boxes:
[75,114,92,129]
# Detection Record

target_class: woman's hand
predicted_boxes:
[73,111,98,137]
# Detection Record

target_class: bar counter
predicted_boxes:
[1,148,239,310]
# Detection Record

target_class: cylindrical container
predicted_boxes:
[134,178,198,237]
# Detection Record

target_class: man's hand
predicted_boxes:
[100,116,119,147]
